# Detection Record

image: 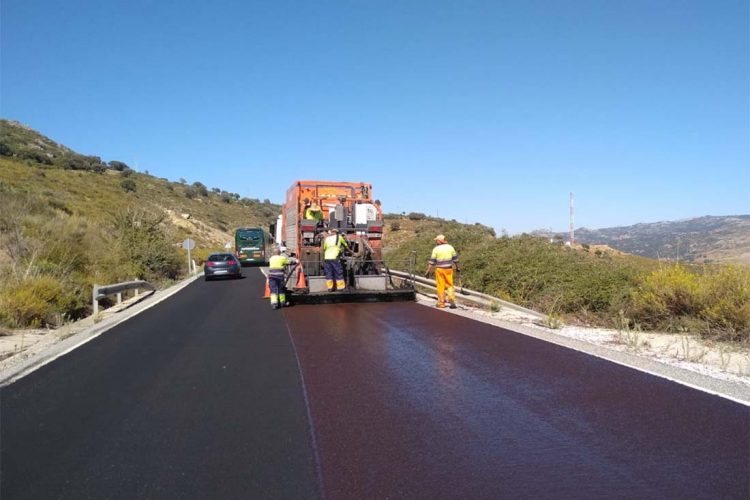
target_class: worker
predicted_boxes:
[268,247,298,309]
[304,201,325,224]
[425,234,460,309]
[321,228,349,291]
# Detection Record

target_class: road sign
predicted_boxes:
[182,239,196,274]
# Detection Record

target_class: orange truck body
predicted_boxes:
[278,180,385,290]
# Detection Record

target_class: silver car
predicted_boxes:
[204,253,242,281]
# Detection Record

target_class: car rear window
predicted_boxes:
[208,254,235,262]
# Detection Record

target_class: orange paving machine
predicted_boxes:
[272,180,416,304]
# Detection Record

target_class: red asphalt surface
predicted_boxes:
[285,302,749,500]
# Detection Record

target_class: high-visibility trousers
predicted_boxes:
[269,274,287,305]
[323,259,345,291]
[434,268,456,307]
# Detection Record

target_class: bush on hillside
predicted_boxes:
[120,178,136,192]
[0,276,69,327]
[108,160,130,171]
[111,209,181,282]
[192,182,208,197]
[699,266,750,340]
[627,264,750,341]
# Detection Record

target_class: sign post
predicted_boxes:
[182,238,196,274]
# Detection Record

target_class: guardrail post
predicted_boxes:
[92,284,99,315]
[116,292,122,305]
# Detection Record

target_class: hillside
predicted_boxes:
[0,119,279,247]
[0,120,280,328]
[557,216,750,264]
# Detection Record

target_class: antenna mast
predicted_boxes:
[569,192,575,245]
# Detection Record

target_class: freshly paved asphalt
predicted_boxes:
[2,270,748,499]
[1,270,320,499]
[285,302,750,500]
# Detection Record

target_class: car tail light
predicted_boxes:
[206,261,216,267]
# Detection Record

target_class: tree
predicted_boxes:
[192,182,208,197]
[108,160,129,171]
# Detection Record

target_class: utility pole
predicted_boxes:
[569,192,575,245]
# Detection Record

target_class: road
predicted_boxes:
[2,269,748,499]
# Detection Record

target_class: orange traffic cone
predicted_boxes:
[295,268,307,289]
[263,276,270,298]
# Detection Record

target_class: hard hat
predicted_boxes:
[434,234,447,243]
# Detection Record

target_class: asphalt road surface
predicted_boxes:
[2,270,748,499]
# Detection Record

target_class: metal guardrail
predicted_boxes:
[92,280,155,315]
[387,269,546,320]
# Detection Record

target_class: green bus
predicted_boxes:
[234,227,272,266]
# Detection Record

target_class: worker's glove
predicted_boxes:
[423,271,431,278]
[455,269,461,273]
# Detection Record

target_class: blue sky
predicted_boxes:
[2,0,748,234]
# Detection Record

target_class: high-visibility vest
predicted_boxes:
[305,208,324,221]
[322,234,348,260]
[429,243,458,268]
[269,255,293,276]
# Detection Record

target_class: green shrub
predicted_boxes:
[698,265,750,341]
[0,276,66,327]
[111,209,181,282]
[626,264,750,341]
[120,178,136,192]
[626,265,700,332]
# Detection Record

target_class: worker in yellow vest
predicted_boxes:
[268,247,298,309]
[321,228,349,291]
[304,201,325,225]
[425,234,460,309]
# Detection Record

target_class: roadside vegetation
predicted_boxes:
[384,215,750,344]
[0,120,279,328]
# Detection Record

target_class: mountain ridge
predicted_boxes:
[545,215,750,264]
